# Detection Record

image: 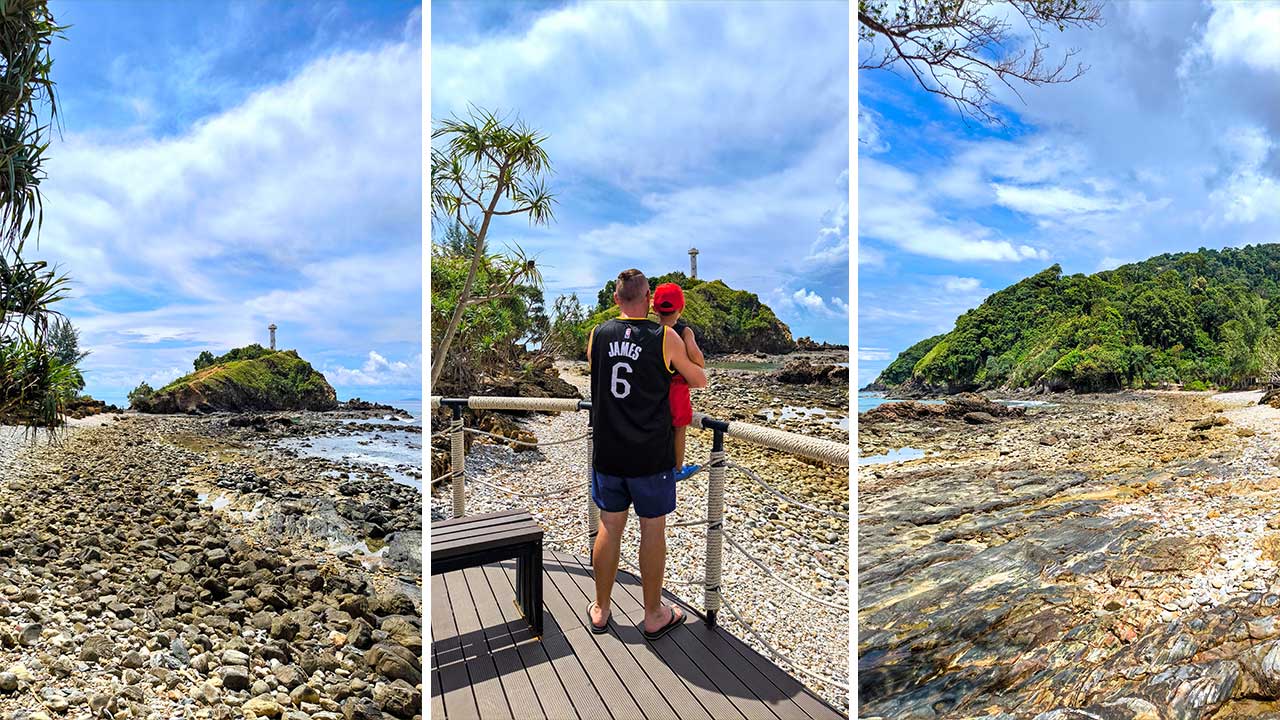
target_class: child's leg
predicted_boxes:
[674,425,686,469]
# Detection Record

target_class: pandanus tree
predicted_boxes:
[429,107,556,389]
[0,0,72,428]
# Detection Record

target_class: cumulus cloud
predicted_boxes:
[326,351,420,387]
[858,347,892,362]
[55,35,422,398]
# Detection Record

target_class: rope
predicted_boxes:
[619,557,706,587]
[545,527,592,546]
[430,470,457,486]
[722,531,847,611]
[720,596,849,692]
[469,476,588,499]
[431,397,442,409]
[430,430,450,440]
[467,396,583,412]
[463,427,591,447]
[690,412,849,466]
[450,419,465,518]
[703,451,727,616]
[727,462,847,520]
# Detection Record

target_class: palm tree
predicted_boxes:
[0,0,71,428]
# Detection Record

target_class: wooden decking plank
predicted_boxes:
[433,526,543,557]
[478,562,579,720]
[432,574,479,719]
[433,508,527,529]
[444,572,514,719]
[432,513,538,541]
[703,607,847,720]
[463,566,546,720]
[545,550,713,720]
[497,558,646,720]
[565,551,771,720]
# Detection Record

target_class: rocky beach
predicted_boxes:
[429,352,850,710]
[858,389,1280,719]
[0,409,422,720]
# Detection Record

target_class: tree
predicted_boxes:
[429,107,556,388]
[0,1,70,427]
[193,350,216,371]
[127,381,153,409]
[548,293,590,358]
[858,0,1104,123]
[45,317,85,392]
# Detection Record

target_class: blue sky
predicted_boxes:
[859,2,1280,387]
[432,1,849,344]
[39,1,422,405]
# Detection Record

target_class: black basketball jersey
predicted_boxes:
[588,317,675,477]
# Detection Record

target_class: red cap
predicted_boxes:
[653,283,685,313]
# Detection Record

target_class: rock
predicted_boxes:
[221,666,252,692]
[79,634,117,662]
[132,349,338,413]
[290,684,321,706]
[243,696,283,717]
[341,697,383,720]
[963,411,996,425]
[363,643,421,684]
[18,622,42,646]
[273,664,307,689]
[373,679,420,719]
[0,672,16,693]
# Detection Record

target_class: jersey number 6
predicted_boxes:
[610,362,632,399]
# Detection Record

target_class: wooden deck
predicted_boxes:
[431,548,846,720]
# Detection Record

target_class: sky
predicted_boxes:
[858,1,1280,387]
[36,0,422,406]
[431,0,850,344]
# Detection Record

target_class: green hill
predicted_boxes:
[132,348,337,413]
[586,272,795,354]
[875,245,1280,393]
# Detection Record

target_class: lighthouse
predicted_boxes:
[269,324,277,350]
[689,247,699,279]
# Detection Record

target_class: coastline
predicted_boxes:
[858,388,1280,717]
[0,412,422,718]
[429,356,850,709]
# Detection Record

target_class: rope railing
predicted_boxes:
[429,393,848,692]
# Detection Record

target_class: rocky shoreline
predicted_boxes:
[429,356,850,710]
[858,389,1280,719]
[0,413,422,720]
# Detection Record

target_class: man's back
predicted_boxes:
[589,317,674,477]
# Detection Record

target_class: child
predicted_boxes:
[653,282,704,480]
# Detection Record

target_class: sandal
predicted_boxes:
[587,601,610,634]
[641,605,685,641]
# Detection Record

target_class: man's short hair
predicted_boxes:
[615,269,649,303]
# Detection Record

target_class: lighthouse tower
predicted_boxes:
[689,247,699,279]
[269,324,277,350]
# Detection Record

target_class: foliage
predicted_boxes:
[127,381,154,408]
[859,0,1103,123]
[193,350,216,372]
[879,245,1280,393]
[585,273,795,354]
[429,107,556,386]
[0,1,69,427]
[137,349,336,413]
[430,240,548,391]
[548,293,590,358]
[874,333,945,387]
[45,317,84,392]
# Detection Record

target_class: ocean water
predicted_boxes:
[858,392,1055,413]
[859,447,926,466]
[279,398,423,490]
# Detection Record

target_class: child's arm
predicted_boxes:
[681,326,705,368]
[665,327,707,388]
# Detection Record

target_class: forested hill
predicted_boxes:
[873,245,1280,394]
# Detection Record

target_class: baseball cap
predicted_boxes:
[653,283,685,313]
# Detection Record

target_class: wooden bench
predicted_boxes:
[431,509,544,636]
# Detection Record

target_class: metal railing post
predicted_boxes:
[450,403,465,518]
[584,401,599,562]
[703,420,728,626]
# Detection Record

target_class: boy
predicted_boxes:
[653,282,704,480]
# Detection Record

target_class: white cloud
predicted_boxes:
[1195,2,1280,73]
[941,276,981,293]
[326,351,421,387]
[787,288,849,318]
[858,347,892,362]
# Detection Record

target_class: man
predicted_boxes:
[586,268,707,640]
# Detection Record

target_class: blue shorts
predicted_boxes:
[591,468,676,519]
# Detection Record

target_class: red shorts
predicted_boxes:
[669,378,692,427]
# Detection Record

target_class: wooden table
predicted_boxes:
[432,509,544,637]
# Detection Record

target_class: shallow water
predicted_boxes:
[858,392,945,413]
[758,405,850,431]
[281,429,421,489]
[858,447,926,466]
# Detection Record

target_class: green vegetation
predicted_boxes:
[563,271,794,356]
[0,2,72,428]
[877,245,1280,393]
[193,344,272,371]
[430,231,547,393]
[429,106,556,387]
[133,348,336,413]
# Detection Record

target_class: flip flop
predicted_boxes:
[641,605,686,641]
[587,601,610,634]
[674,464,701,481]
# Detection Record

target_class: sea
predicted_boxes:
[279,398,423,490]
